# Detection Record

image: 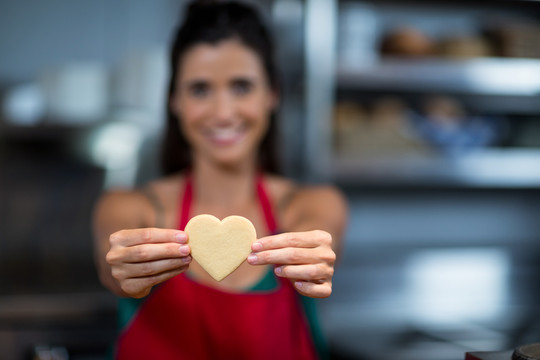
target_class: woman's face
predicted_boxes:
[170,39,277,170]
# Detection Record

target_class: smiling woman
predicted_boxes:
[171,39,276,168]
[92,1,347,359]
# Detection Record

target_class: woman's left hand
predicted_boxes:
[247,230,336,298]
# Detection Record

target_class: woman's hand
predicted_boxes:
[247,230,336,298]
[106,228,192,298]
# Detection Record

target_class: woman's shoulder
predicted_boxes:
[289,182,347,214]
[96,187,147,211]
[264,174,348,224]
[95,173,184,228]
[263,174,296,205]
[265,173,344,201]
[94,187,153,228]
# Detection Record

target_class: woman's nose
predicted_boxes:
[213,92,235,121]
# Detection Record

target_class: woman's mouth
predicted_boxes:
[206,126,246,146]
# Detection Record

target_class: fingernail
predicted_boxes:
[182,255,192,264]
[252,242,262,252]
[247,254,257,264]
[274,266,282,276]
[295,281,303,289]
[176,232,187,243]
[179,245,190,256]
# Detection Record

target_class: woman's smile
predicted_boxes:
[204,123,247,147]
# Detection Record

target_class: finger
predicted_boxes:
[294,281,332,299]
[121,266,188,299]
[248,247,321,266]
[110,243,191,264]
[253,230,328,252]
[113,257,192,280]
[274,264,333,281]
[110,228,187,247]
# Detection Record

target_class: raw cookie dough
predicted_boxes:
[185,214,257,281]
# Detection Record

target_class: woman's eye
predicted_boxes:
[231,79,253,96]
[188,82,209,98]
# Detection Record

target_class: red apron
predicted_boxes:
[115,174,318,359]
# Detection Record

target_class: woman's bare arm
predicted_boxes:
[281,185,348,256]
[92,190,191,298]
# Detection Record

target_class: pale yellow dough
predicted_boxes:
[185,214,257,281]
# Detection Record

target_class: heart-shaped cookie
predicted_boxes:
[185,214,257,281]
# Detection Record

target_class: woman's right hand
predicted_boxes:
[106,228,191,298]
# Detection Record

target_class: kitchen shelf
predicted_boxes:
[304,0,540,187]
[337,58,540,97]
[330,149,540,188]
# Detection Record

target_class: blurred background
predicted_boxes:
[1,0,540,359]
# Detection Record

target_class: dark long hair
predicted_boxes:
[161,0,281,175]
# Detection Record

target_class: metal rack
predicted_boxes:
[304,0,540,187]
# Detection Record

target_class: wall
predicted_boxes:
[0,0,181,86]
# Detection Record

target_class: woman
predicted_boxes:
[93,1,347,359]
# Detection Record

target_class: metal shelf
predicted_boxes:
[337,58,540,97]
[330,149,540,188]
[304,0,540,186]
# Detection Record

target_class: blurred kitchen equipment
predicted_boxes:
[338,2,379,68]
[2,83,45,125]
[513,343,540,360]
[465,342,540,360]
[39,62,108,124]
